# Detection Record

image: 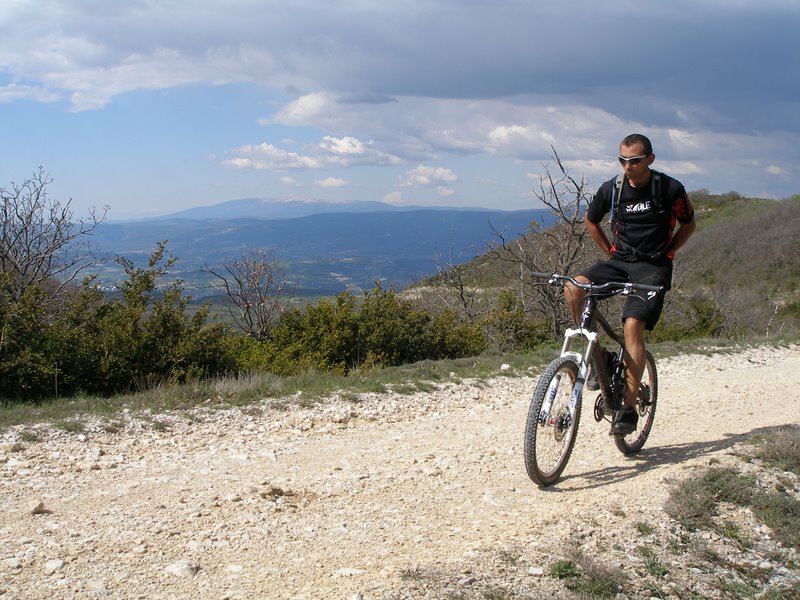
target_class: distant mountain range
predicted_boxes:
[94,198,551,296]
[161,197,491,221]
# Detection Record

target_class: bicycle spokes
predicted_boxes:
[638,383,651,406]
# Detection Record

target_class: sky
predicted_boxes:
[1,0,798,220]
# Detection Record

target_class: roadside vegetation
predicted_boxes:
[557,425,800,599]
[1,164,799,413]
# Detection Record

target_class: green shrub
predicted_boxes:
[428,309,487,359]
[483,289,550,351]
[358,282,431,366]
[266,292,360,375]
[261,284,487,376]
[1,243,241,401]
[0,277,59,399]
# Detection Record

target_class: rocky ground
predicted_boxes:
[1,345,799,600]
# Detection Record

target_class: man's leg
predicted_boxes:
[564,276,590,323]
[610,316,647,434]
[622,317,647,408]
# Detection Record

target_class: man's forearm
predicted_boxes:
[670,219,696,253]
[585,217,612,257]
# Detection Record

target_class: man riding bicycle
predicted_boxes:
[565,134,696,435]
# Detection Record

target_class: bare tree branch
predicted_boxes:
[0,167,107,307]
[428,232,486,324]
[202,247,295,340]
[486,147,596,336]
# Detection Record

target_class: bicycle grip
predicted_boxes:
[632,282,665,293]
[530,271,556,279]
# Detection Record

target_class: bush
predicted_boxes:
[256,284,487,376]
[1,243,241,401]
[265,292,360,375]
[651,296,726,342]
[483,289,550,351]
[428,309,488,359]
[358,283,433,366]
[0,277,59,399]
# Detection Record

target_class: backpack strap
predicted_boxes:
[610,174,624,228]
[650,172,664,214]
[611,171,664,227]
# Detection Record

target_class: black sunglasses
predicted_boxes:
[618,154,649,166]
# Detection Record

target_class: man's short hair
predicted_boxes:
[621,133,653,155]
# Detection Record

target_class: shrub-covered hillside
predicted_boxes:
[412,191,800,342]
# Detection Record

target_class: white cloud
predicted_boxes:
[658,161,705,177]
[400,165,458,187]
[223,143,322,170]
[436,186,455,197]
[0,83,60,103]
[488,124,555,149]
[383,191,403,204]
[280,176,300,187]
[264,92,331,126]
[315,177,348,188]
[223,134,404,172]
[321,135,366,155]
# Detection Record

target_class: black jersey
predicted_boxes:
[586,170,694,262]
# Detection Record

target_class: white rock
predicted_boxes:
[165,560,199,577]
[86,579,108,594]
[44,559,64,575]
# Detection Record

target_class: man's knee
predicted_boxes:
[623,317,647,344]
[564,277,589,318]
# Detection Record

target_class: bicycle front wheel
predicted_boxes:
[614,351,658,455]
[524,356,582,486]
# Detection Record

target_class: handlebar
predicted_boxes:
[530,271,664,295]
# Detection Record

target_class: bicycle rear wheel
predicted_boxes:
[614,351,658,455]
[524,356,582,486]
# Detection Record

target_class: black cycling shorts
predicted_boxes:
[580,259,673,330]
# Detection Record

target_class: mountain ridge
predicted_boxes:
[92,203,551,295]
[114,198,494,223]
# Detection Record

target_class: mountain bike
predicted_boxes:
[523,272,664,487]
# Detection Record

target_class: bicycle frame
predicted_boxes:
[533,273,661,425]
[524,271,665,485]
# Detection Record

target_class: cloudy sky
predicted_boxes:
[1,0,798,220]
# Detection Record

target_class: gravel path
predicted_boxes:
[1,345,799,599]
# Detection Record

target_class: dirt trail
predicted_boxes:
[1,345,799,599]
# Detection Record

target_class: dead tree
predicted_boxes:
[487,147,595,337]
[428,231,486,324]
[203,247,294,340]
[0,167,107,307]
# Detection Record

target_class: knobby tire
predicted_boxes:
[524,356,582,486]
